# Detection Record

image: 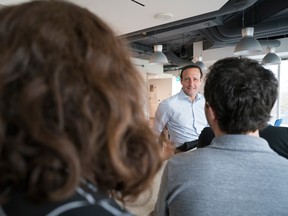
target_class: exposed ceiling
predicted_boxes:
[123,0,288,68]
[1,0,288,70]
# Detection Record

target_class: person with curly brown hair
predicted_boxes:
[0,1,162,215]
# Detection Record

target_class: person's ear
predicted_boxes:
[205,102,216,122]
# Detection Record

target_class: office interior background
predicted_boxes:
[1,0,287,126]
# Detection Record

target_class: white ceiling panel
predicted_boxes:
[0,0,228,35]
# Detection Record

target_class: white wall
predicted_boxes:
[148,77,173,118]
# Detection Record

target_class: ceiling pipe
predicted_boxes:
[200,0,288,48]
[259,39,281,48]
[201,25,283,49]
[202,27,283,44]
[164,66,182,72]
[165,50,192,67]
[217,0,288,37]
[214,18,288,39]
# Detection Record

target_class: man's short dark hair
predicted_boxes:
[204,57,278,134]
[180,64,203,79]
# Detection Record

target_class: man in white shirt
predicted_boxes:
[154,65,207,152]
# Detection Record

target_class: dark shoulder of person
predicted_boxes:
[260,125,288,159]
[198,127,215,148]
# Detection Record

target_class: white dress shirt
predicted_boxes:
[154,89,207,147]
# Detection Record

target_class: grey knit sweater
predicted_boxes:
[154,135,288,216]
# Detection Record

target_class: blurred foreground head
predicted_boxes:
[0,0,161,203]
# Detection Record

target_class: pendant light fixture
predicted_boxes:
[194,56,206,71]
[149,45,168,65]
[261,47,281,65]
[234,27,262,56]
[234,10,262,56]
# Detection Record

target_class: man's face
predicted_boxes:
[181,67,202,98]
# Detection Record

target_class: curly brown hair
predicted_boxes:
[0,0,161,203]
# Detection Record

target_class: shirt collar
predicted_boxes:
[180,88,203,101]
[209,134,272,152]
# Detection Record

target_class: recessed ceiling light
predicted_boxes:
[154,13,173,21]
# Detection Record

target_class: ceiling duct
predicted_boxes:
[202,0,288,49]
[165,50,192,67]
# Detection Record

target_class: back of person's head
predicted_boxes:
[204,57,278,134]
[0,0,161,203]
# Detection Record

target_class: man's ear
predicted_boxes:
[205,102,216,122]
[205,102,224,136]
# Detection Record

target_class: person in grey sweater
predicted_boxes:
[154,57,288,216]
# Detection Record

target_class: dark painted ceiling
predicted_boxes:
[122,0,288,69]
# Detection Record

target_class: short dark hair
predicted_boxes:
[180,64,203,79]
[204,57,278,134]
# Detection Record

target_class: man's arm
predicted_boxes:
[154,100,170,136]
